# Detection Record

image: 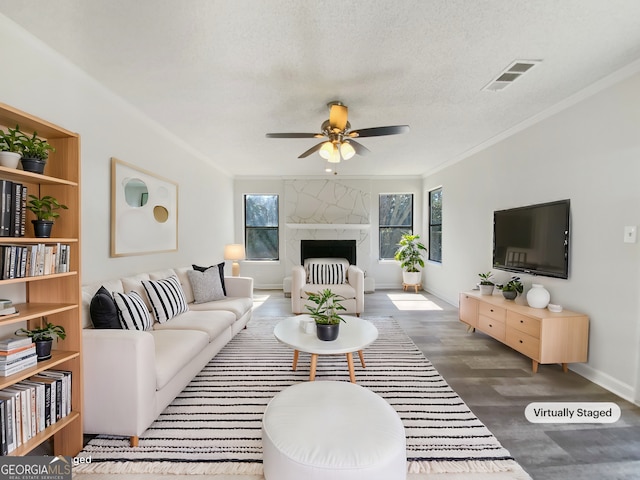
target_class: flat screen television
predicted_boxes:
[493,199,570,279]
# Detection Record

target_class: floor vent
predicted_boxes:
[483,60,541,92]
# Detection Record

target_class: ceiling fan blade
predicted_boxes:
[329,104,348,131]
[298,142,326,158]
[349,125,410,138]
[348,140,371,156]
[266,132,320,138]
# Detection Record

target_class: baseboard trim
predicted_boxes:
[569,363,637,406]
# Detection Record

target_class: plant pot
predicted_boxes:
[479,284,494,295]
[316,323,340,341]
[0,151,21,168]
[35,339,53,361]
[502,290,517,300]
[32,219,54,238]
[21,157,47,174]
[402,271,422,286]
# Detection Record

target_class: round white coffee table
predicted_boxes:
[274,315,378,383]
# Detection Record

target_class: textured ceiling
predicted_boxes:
[2,0,640,177]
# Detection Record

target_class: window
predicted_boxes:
[379,193,413,259]
[244,194,279,260]
[429,188,442,263]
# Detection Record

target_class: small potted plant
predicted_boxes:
[394,233,427,286]
[497,276,523,300]
[19,130,55,174]
[478,272,495,295]
[0,125,24,168]
[305,288,346,341]
[26,194,68,238]
[15,321,66,361]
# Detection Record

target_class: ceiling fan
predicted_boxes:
[266,101,409,164]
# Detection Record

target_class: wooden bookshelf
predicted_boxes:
[0,102,82,456]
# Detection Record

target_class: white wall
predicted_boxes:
[234,176,423,289]
[0,15,235,288]
[422,68,640,403]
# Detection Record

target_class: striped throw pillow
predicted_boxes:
[308,263,345,284]
[113,291,152,331]
[142,275,189,323]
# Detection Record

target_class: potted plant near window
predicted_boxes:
[0,125,24,169]
[19,130,55,174]
[26,194,68,238]
[15,321,66,361]
[478,272,495,295]
[394,233,427,286]
[497,276,523,300]
[305,288,346,341]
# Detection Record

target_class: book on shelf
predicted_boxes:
[0,336,33,352]
[0,299,11,309]
[0,243,72,279]
[29,376,56,426]
[0,346,36,364]
[0,180,12,238]
[0,354,37,376]
[0,306,17,316]
[0,392,17,454]
[0,343,34,357]
[0,390,20,450]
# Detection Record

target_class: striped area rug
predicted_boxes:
[76,316,530,478]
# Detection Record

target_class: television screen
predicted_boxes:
[493,199,570,279]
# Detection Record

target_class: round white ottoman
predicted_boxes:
[262,381,406,480]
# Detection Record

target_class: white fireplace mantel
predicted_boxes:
[286,223,370,230]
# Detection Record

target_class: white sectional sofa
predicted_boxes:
[81,266,253,446]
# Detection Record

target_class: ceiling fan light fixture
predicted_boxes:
[319,141,334,160]
[340,141,355,160]
[328,145,341,163]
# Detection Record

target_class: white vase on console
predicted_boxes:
[527,284,550,308]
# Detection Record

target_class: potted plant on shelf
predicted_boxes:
[478,272,495,295]
[19,130,55,174]
[305,288,346,341]
[26,194,68,238]
[0,125,24,169]
[394,233,427,286]
[15,321,66,361]
[496,276,523,300]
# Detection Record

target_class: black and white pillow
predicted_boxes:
[142,275,189,324]
[193,262,227,295]
[113,291,152,331]
[308,263,346,284]
[187,267,226,303]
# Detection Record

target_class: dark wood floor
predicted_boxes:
[255,289,640,480]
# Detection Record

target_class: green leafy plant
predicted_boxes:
[497,276,523,294]
[16,321,66,342]
[478,272,495,286]
[305,288,346,325]
[19,130,55,160]
[0,124,25,153]
[394,233,427,272]
[26,194,68,221]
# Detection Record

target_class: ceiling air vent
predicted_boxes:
[483,60,541,92]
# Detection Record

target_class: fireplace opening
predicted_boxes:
[300,240,357,265]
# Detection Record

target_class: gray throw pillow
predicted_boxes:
[187,267,226,303]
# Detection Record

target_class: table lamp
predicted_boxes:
[224,244,245,276]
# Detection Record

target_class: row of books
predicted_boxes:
[0,370,72,455]
[0,179,27,238]
[0,337,35,378]
[1,243,71,280]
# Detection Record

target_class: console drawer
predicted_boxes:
[506,328,540,359]
[506,311,541,338]
[478,303,506,322]
[478,315,506,341]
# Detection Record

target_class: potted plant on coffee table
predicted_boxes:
[19,130,55,174]
[497,276,523,300]
[394,233,427,286]
[15,320,66,361]
[305,288,346,341]
[478,272,495,295]
[0,124,24,169]
[27,194,68,238]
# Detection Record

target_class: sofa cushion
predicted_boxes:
[188,296,253,320]
[153,310,235,341]
[151,329,209,390]
[113,290,152,331]
[187,267,225,303]
[307,262,345,284]
[89,286,121,329]
[142,275,189,323]
[173,267,195,303]
[193,262,227,295]
[121,273,152,310]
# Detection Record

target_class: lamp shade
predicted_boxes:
[224,244,246,260]
[319,142,334,160]
[340,142,355,160]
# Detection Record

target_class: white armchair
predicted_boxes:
[291,257,365,316]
